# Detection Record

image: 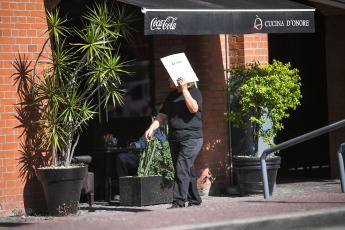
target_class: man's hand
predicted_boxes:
[177,77,188,91]
[145,128,153,142]
[145,113,168,142]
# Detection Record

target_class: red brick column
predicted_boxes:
[0,0,60,217]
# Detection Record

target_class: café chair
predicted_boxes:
[72,155,95,207]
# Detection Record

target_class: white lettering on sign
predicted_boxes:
[264,20,285,27]
[150,17,177,31]
[286,20,310,27]
[253,16,310,30]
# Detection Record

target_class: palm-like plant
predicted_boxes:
[32,2,137,167]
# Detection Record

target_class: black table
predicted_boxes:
[103,148,141,202]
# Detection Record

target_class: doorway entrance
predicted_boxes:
[268,10,330,180]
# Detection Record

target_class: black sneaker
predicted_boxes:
[167,203,185,209]
[187,202,201,207]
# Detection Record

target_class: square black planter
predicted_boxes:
[119,175,173,206]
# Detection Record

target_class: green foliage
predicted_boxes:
[29,1,137,167]
[225,60,302,155]
[152,137,174,181]
[138,136,157,177]
[137,122,174,181]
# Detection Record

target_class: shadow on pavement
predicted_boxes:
[80,206,152,213]
[0,223,35,228]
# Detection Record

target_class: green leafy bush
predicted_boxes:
[225,60,302,156]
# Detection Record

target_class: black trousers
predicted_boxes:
[114,151,140,195]
[169,137,203,206]
[116,151,140,177]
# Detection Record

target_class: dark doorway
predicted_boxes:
[268,9,330,180]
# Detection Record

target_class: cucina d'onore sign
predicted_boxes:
[254,15,311,31]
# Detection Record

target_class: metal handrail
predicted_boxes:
[260,119,345,199]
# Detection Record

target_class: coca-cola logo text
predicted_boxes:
[150,17,177,31]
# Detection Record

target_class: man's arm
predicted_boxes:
[177,77,198,113]
[145,113,168,142]
[129,135,146,148]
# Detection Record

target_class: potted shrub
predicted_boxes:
[17,2,136,215]
[225,60,302,196]
[120,123,175,206]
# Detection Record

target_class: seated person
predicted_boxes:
[114,126,166,200]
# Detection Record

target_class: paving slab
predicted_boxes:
[1,179,344,230]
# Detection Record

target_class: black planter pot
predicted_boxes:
[233,156,281,196]
[36,166,86,216]
[119,175,173,206]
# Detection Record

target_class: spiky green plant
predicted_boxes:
[137,136,159,177]
[31,2,137,167]
[137,121,174,180]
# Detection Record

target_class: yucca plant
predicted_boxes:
[31,2,137,167]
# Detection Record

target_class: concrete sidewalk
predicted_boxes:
[1,179,345,230]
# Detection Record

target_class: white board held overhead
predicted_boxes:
[160,53,199,87]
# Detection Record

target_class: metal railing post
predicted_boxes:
[260,151,269,199]
[337,143,345,193]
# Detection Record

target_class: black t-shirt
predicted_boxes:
[160,87,203,141]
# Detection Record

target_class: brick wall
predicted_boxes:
[243,34,269,63]
[0,0,269,215]
[326,15,345,178]
[228,34,268,65]
[153,34,268,195]
[0,0,60,217]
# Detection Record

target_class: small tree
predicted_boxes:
[225,60,302,156]
[29,2,137,167]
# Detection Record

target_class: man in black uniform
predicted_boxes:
[145,77,203,208]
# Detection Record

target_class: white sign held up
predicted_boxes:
[160,53,199,87]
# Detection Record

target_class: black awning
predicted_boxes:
[117,0,315,35]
